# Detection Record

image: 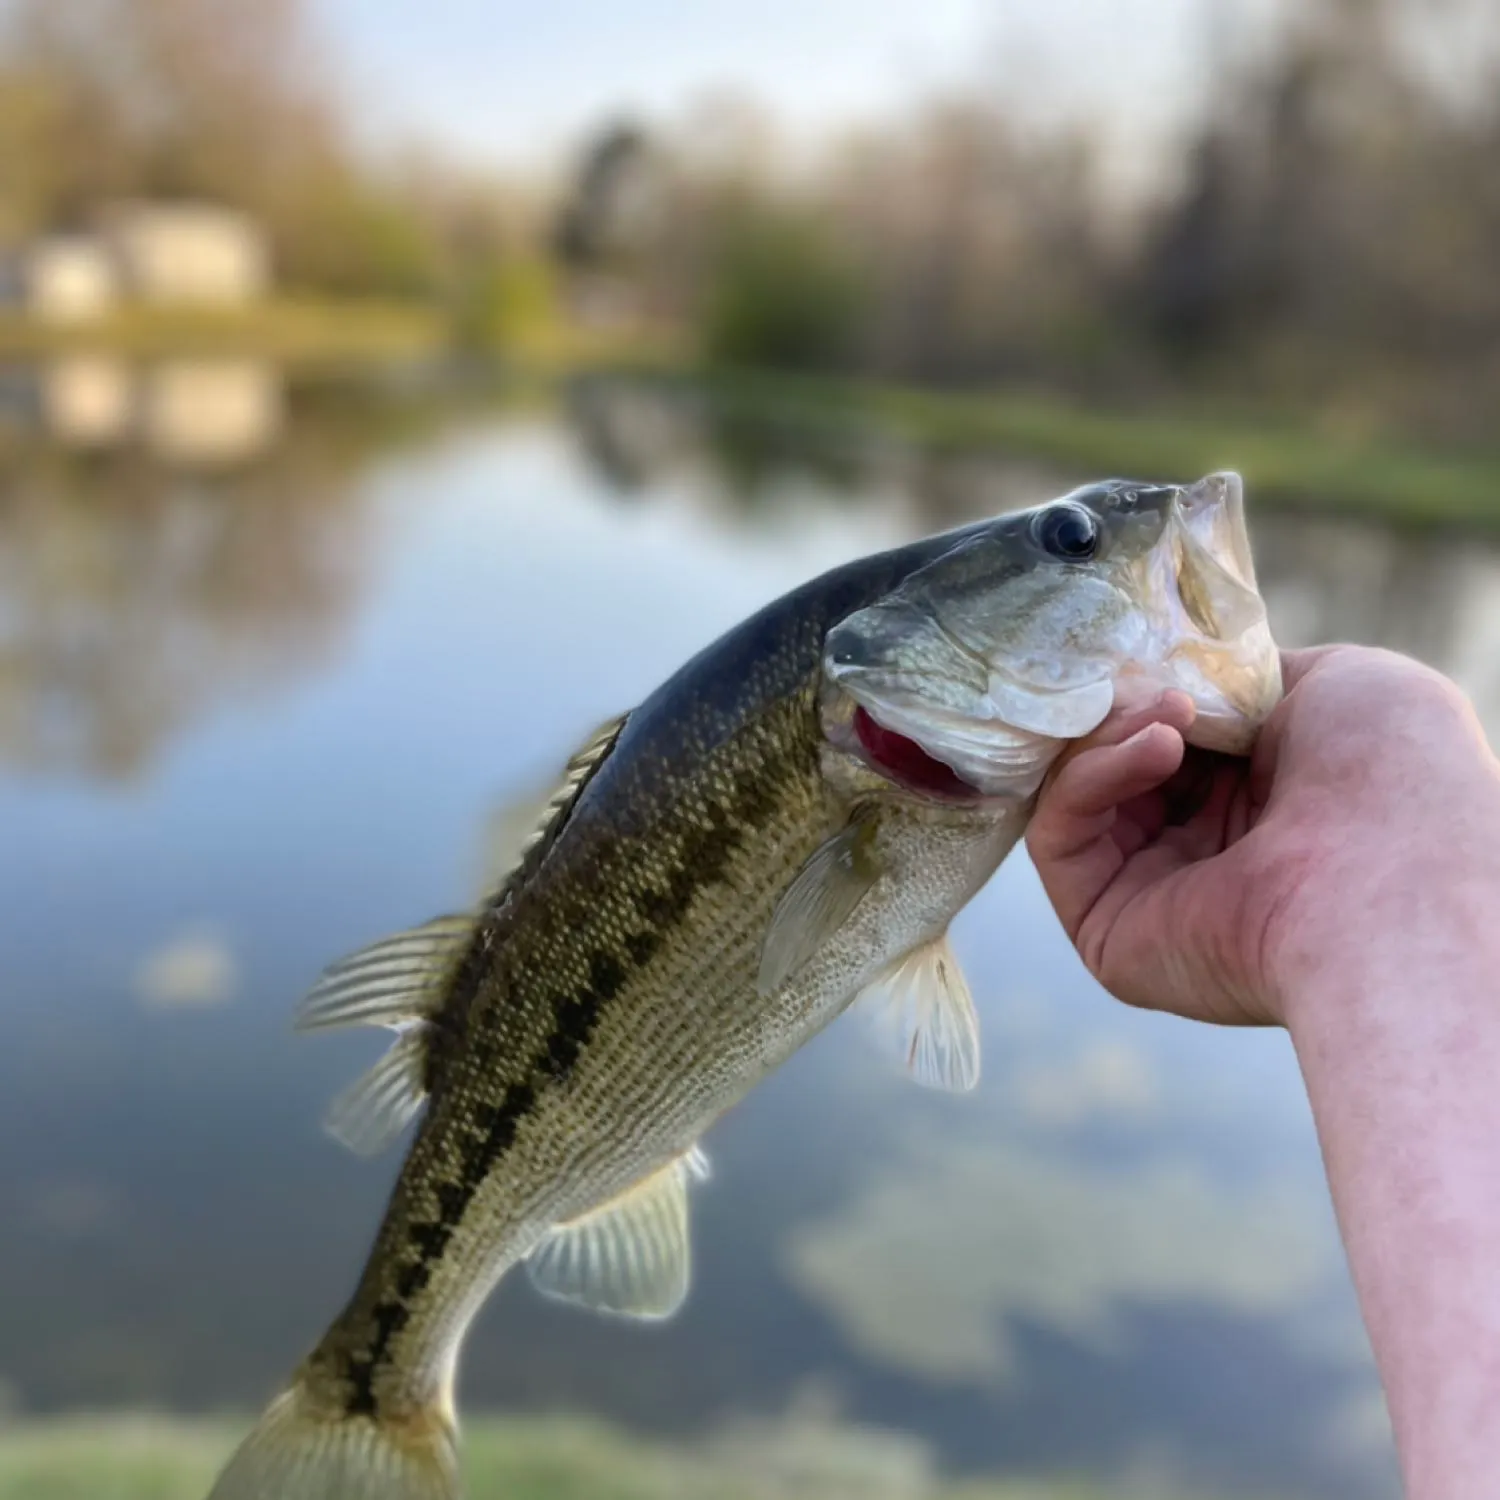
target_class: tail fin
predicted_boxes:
[206,1381,460,1500]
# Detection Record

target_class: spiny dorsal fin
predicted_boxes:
[855,932,981,1092]
[526,1145,709,1319]
[486,711,629,914]
[297,716,628,1156]
[300,719,626,1040]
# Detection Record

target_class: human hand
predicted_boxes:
[1026,644,1500,1028]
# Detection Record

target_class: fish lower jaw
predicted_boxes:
[1164,646,1284,754]
[835,703,1051,806]
[1182,708,1266,755]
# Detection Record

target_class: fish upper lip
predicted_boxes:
[1174,471,1257,589]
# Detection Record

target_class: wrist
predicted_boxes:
[1266,826,1500,1037]
[1269,838,1500,1500]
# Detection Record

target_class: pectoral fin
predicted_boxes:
[527,1146,709,1319]
[857,933,981,1092]
[758,813,882,996]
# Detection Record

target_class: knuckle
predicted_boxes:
[1076,930,1104,975]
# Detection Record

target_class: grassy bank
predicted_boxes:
[642,365,1500,531]
[0,1414,1284,1500]
[0,302,685,371]
[0,299,445,366]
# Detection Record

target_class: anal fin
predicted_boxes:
[323,1025,430,1156]
[527,1145,709,1319]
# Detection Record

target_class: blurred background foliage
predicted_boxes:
[698,203,868,372]
[0,0,1495,445]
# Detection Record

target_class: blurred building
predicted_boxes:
[100,202,269,306]
[4,202,270,320]
[22,237,119,322]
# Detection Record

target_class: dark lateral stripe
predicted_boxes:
[343,748,787,1415]
[345,1300,412,1415]
[422,719,628,1092]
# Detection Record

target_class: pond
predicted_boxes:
[8,364,1488,1498]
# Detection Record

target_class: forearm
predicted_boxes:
[1285,875,1500,1499]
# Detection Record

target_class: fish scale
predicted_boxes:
[206,474,1282,1499]
[306,634,848,1418]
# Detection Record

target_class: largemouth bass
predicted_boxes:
[208,472,1280,1499]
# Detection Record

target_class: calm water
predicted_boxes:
[9,366,1495,1497]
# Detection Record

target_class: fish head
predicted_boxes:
[822,471,1281,801]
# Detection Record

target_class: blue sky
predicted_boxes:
[315,0,1256,175]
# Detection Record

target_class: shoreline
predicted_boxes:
[616,363,1500,532]
[3,312,1494,531]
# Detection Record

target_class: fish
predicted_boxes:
[206,470,1281,1499]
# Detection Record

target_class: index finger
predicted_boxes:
[1042,687,1197,793]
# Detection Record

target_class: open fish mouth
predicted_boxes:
[1154,472,1282,751]
[828,670,1099,802]
[846,704,987,801]
[823,471,1283,796]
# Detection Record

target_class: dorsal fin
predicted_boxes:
[484,711,629,916]
[297,714,629,1154]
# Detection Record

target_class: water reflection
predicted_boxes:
[1252,519,1500,736]
[40,359,133,449]
[140,361,283,466]
[0,367,509,778]
[22,359,283,464]
[0,451,361,776]
[9,370,1486,1499]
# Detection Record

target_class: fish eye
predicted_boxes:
[1032,503,1098,561]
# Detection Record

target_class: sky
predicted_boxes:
[315,0,1278,180]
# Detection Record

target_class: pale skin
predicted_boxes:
[1026,644,1500,1500]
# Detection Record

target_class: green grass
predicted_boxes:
[0,1414,1280,1500]
[0,299,444,365]
[637,364,1500,531]
[0,298,687,372]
